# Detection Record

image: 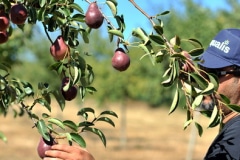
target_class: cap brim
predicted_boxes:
[199,49,233,69]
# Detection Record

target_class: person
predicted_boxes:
[43,144,95,160]
[198,28,240,160]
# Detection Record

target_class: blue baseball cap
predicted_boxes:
[199,28,240,69]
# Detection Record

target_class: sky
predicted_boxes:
[114,0,232,37]
[46,0,235,41]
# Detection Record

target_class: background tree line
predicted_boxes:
[3,0,240,107]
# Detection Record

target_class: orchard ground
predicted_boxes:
[0,99,218,160]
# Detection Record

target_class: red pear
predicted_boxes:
[112,48,130,71]
[10,4,28,25]
[0,14,9,31]
[50,36,70,60]
[0,31,8,44]
[61,77,78,101]
[37,136,57,159]
[0,5,9,31]
[85,2,104,29]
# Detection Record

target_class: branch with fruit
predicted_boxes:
[0,0,120,158]
[0,0,238,159]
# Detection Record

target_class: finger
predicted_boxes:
[43,157,62,160]
[51,144,86,153]
[45,150,70,159]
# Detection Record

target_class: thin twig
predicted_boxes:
[21,102,38,128]
[128,0,175,54]
[128,0,155,26]
[42,22,53,44]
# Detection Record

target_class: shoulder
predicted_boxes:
[204,116,240,160]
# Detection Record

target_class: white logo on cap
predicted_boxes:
[209,40,230,53]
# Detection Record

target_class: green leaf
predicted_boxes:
[80,29,90,43]
[35,98,51,112]
[97,117,115,127]
[51,90,65,111]
[190,73,208,89]
[39,0,46,7]
[106,0,117,16]
[208,73,219,90]
[48,118,65,130]
[185,38,203,48]
[132,28,150,45]
[0,63,10,72]
[149,35,165,45]
[83,127,107,147]
[68,3,84,13]
[158,10,170,16]
[70,133,86,147]
[153,25,163,35]
[195,122,203,137]
[161,75,174,87]
[28,7,37,24]
[192,94,203,109]
[63,120,78,132]
[78,107,95,114]
[2,0,11,10]
[79,86,86,100]
[219,94,230,104]
[73,65,80,85]
[183,119,192,130]
[106,0,118,6]
[108,29,124,39]
[78,121,94,127]
[42,113,50,118]
[201,83,215,95]
[77,107,95,120]
[37,119,50,141]
[86,86,97,94]
[37,7,46,21]
[65,132,73,145]
[115,15,125,32]
[227,104,240,113]
[169,89,179,114]
[100,110,118,118]
[49,62,64,74]
[0,131,7,142]
[72,14,85,22]
[208,105,219,128]
[138,43,155,65]
[189,48,204,56]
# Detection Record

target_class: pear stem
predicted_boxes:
[42,22,53,44]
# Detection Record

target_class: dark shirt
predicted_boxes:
[204,115,240,160]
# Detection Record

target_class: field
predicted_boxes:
[0,99,218,160]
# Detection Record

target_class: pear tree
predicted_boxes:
[0,0,232,158]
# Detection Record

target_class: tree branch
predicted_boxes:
[128,0,155,26]
[42,22,53,44]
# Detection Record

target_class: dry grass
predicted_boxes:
[0,99,218,160]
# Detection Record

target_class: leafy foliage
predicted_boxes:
[1,0,240,146]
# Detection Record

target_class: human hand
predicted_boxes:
[43,144,95,160]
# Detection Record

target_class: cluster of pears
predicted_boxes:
[0,3,28,44]
[49,2,104,61]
